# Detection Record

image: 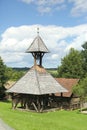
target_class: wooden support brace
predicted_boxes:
[32,102,38,112]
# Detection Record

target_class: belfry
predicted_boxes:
[26,28,49,66]
[7,28,67,112]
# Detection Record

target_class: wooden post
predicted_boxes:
[34,57,36,66]
[61,92,63,109]
[39,53,44,66]
[37,96,41,112]
[61,92,63,97]
[32,53,37,66]
[32,102,38,112]
[39,54,42,66]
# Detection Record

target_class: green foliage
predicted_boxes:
[6,67,25,81]
[0,57,8,86]
[57,44,87,100]
[0,57,7,99]
[81,42,87,76]
[47,69,58,77]
[73,76,87,100]
[0,102,87,130]
[82,42,87,49]
[58,48,83,78]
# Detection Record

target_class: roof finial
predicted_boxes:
[37,27,39,35]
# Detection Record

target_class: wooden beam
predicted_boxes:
[32,102,38,112]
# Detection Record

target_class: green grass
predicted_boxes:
[0,102,87,130]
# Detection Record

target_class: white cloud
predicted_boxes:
[69,0,87,16]
[20,0,87,16]
[65,33,87,51]
[37,6,51,14]
[0,24,87,68]
[51,54,59,60]
[56,4,66,11]
[1,52,24,63]
[21,0,65,5]
[20,0,66,14]
[20,0,34,4]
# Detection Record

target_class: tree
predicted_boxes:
[81,42,87,76]
[5,67,25,81]
[0,57,7,99]
[73,76,87,110]
[58,48,84,78]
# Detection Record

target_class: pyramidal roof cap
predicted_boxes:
[26,35,49,53]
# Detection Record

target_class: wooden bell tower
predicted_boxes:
[26,28,49,66]
[7,28,68,112]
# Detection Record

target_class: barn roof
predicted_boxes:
[7,65,68,95]
[26,35,49,53]
[55,78,79,97]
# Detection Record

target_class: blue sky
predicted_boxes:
[0,0,87,68]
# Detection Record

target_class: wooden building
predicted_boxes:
[55,78,80,110]
[7,29,67,112]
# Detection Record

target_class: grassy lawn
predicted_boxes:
[0,101,87,130]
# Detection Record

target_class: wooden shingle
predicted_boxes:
[7,65,68,95]
[26,35,49,53]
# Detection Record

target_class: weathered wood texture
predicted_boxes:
[26,35,49,53]
[7,65,67,95]
[6,33,68,112]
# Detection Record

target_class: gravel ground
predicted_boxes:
[0,119,15,130]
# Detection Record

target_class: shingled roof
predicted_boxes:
[7,65,68,95]
[55,78,79,97]
[26,35,49,53]
[7,32,68,95]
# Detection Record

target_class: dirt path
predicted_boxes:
[0,119,15,130]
